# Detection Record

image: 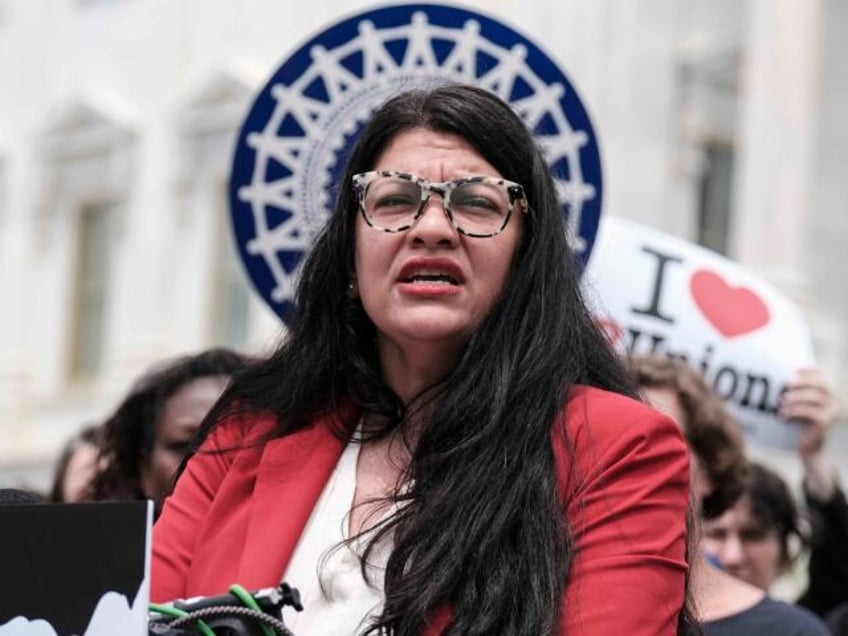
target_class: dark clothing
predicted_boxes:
[798,484,848,618]
[705,597,829,636]
[826,601,848,636]
[827,603,848,636]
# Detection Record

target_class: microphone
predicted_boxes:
[149,583,302,635]
[166,584,302,614]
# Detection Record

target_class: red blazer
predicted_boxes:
[152,386,690,634]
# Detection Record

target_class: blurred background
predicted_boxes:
[0,0,845,496]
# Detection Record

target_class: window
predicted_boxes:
[68,202,114,381]
[210,185,250,348]
[697,142,734,255]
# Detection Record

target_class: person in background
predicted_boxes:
[631,355,829,636]
[701,368,848,626]
[786,368,848,624]
[91,348,248,514]
[48,424,103,503]
[152,85,694,635]
[701,463,806,592]
[828,604,848,636]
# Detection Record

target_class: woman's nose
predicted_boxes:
[718,533,746,568]
[408,196,458,245]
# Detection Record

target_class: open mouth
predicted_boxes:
[401,271,460,285]
[398,259,465,286]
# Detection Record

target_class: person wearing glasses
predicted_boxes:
[151,84,693,635]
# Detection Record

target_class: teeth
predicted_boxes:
[403,270,458,284]
[411,276,454,284]
[415,269,449,277]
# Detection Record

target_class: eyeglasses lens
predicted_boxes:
[363,177,510,234]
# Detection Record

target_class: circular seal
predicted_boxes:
[230,3,603,322]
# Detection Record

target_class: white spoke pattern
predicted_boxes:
[233,7,600,314]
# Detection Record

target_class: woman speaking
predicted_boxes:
[152,84,693,635]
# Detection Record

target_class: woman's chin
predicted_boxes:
[379,316,475,350]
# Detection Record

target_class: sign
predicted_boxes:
[0,501,152,636]
[230,3,603,321]
[583,216,815,449]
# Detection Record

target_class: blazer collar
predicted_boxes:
[238,402,359,585]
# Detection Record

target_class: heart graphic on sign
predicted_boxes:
[689,269,771,337]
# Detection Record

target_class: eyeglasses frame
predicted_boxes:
[352,169,528,238]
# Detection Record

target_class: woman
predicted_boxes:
[91,348,247,513]
[701,464,806,591]
[631,355,829,636]
[153,85,692,635]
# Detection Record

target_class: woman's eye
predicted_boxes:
[376,194,416,208]
[167,441,192,454]
[703,528,727,540]
[452,184,505,214]
[464,196,496,209]
[740,528,770,542]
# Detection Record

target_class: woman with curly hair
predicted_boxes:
[91,348,248,512]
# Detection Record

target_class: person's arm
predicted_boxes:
[781,368,848,616]
[555,395,690,635]
[781,368,842,502]
[150,417,247,603]
[802,482,848,613]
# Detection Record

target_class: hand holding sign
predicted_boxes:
[582,216,815,450]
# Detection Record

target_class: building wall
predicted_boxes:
[0,0,844,493]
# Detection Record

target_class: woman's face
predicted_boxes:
[700,495,786,590]
[140,375,229,504]
[353,127,523,359]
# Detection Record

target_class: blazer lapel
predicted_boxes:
[229,402,453,634]
[238,405,358,587]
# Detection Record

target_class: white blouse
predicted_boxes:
[281,436,394,635]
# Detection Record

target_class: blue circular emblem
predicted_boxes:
[230,3,603,322]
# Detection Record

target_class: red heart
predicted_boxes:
[689,270,770,337]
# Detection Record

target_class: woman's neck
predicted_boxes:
[691,550,765,622]
[377,335,463,403]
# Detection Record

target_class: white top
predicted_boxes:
[281,435,394,635]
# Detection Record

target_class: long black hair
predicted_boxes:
[197,84,691,634]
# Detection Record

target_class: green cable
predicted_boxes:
[149,602,216,636]
[228,584,276,636]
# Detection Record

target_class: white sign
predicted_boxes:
[582,216,814,449]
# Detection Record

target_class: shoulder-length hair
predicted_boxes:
[199,84,685,635]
